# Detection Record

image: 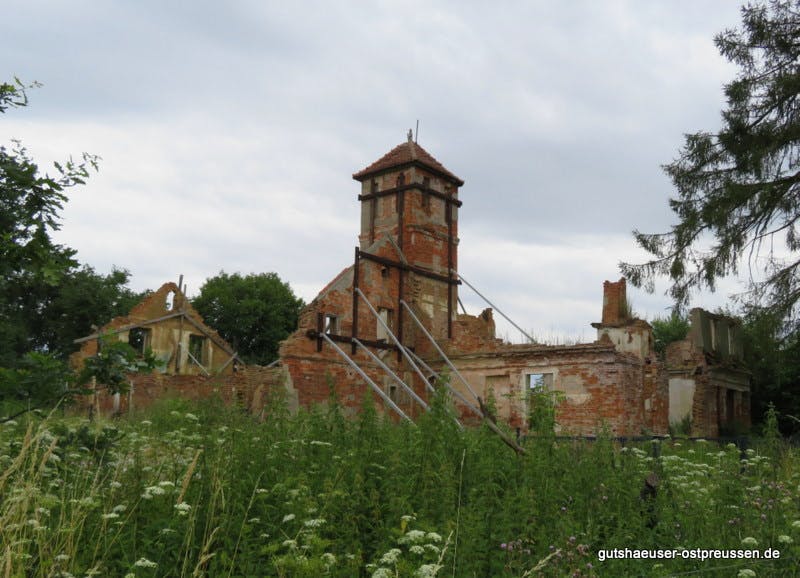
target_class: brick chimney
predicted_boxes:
[601,278,628,326]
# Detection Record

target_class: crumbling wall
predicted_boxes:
[78,365,286,417]
[71,282,237,376]
[665,317,750,437]
[445,344,650,436]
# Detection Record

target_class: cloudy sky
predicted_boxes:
[4,0,747,342]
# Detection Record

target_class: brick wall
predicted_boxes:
[601,278,627,325]
[77,365,285,418]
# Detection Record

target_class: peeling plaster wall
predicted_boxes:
[669,377,696,425]
[444,345,654,436]
[71,282,237,376]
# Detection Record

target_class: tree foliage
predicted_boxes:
[1,79,97,284]
[650,313,690,357]
[192,271,304,365]
[621,1,800,329]
[740,306,800,434]
[0,79,144,366]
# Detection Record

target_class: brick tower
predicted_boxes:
[352,132,464,344]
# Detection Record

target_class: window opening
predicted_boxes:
[376,308,394,341]
[188,334,206,366]
[324,314,338,335]
[422,176,430,208]
[165,291,175,311]
[128,328,151,355]
[526,373,553,393]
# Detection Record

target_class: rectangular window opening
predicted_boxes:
[376,308,394,341]
[526,373,553,393]
[324,314,338,335]
[188,334,206,366]
[128,328,151,355]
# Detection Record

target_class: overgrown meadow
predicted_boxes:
[2,388,800,577]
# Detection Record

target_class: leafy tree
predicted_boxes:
[34,266,147,360]
[650,313,690,357]
[621,1,800,329]
[739,306,800,434]
[1,79,97,284]
[1,338,161,423]
[192,271,304,364]
[0,79,145,366]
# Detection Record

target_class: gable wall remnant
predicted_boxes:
[74,140,750,438]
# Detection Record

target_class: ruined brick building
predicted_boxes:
[275,137,751,437]
[72,281,279,415]
[75,137,750,437]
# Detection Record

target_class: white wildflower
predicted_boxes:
[741,537,758,547]
[372,568,393,578]
[282,514,296,523]
[110,481,123,489]
[282,539,297,549]
[255,488,269,494]
[400,530,426,544]
[380,549,402,565]
[425,532,442,543]
[113,504,127,513]
[416,564,442,578]
[140,420,152,426]
[321,552,336,566]
[778,535,793,545]
[737,570,756,578]
[247,517,260,524]
[55,554,69,562]
[101,512,120,520]
[158,480,175,488]
[304,518,326,528]
[410,545,425,555]
[174,502,191,516]
[134,557,158,568]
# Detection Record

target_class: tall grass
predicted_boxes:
[1,390,799,577]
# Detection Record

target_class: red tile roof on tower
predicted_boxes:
[352,135,464,185]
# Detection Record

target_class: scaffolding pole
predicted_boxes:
[407,349,439,380]
[354,288,434,395]
[319,333,412,423]
[400,299,480,403]
[406,347,481,417]
[453,270,536,344]
[399,299,526,455]
[352,338,429,412]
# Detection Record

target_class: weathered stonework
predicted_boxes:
[272,138,750,437]
[78,139,749,437]
[72,282,238,377]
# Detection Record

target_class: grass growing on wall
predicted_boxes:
[1,390,799,577]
